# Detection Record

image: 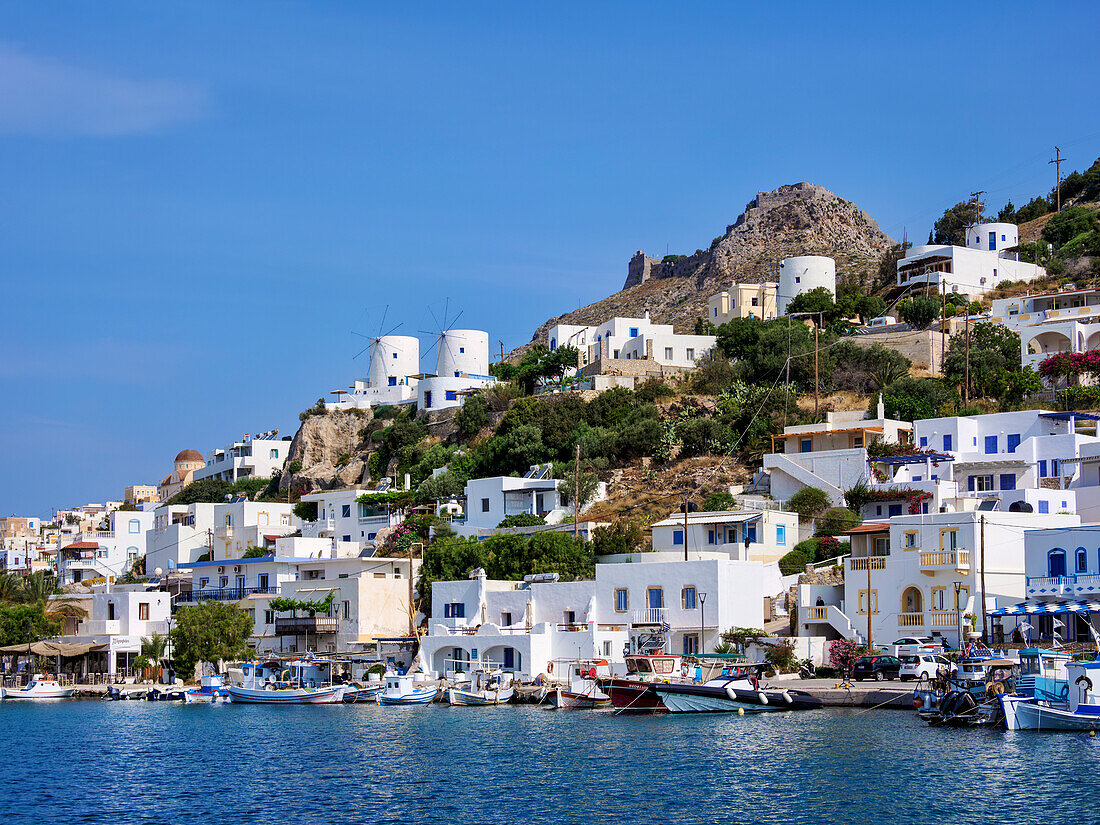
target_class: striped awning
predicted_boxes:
[990,599,1100,616]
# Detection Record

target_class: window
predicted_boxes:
[1048,549,1066,578]
[647,587,664,609]
[968,475,994,492]
[888,504,903,517]
[265,610,274,625]
[707,529,716,545]
[501,612,512,626]
[682,586,697,610]
[388,376,397,386]
[664,347,674,360]
[726,528,737,544]
[444,390,458,402]
[673,530,683,546]
[459,347,465,354]
[342,534,351,542]
[713,307,718,317]
[343,601,351,620]
[1077,548,1088,573]
[392,351,398,359]
[200,578,209,589]
[801,439,812,453]
[1039,460,1048,478]
[444,602,465,619]
[270,448,279,459]
[776,525,786,546]
[481,498,490,513]
[940,530,958,551]
[746,524,757,543]
[999,474,1016,491]
[857,589,878,615]
[686,348,695,361]
[904,531,919,550]
[1039,500,1050,514]
[1007,434,1020,453]
[564,610,576,624]
[220,576,229,588]
[128,519,141,534]
[629,327,639,337]
[931,587,946,611]
[107,602,115,620]
[751,296,759,306]
[138,603,149,621]
[342,505,351,518]
[683,634,699,655]
[258,574,268,589]
[919,436,928,447]
[615,588,629,612]
[985,435,997,454]
[873,536,890,556]
[942,433,952,451]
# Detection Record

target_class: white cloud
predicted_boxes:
[0,44,206,136]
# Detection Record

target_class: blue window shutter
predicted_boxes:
[1039,501,1049,514]
[943,434,952,451]
[888,504,903,517]
[1039,460,1047,478]
[707,530,715,545]
[919,436,927,447]
[673,530,683,545]
[985,435,997,454]
[1007,434,1020,453]
[967,476,975,492]
[999,474,1016,491]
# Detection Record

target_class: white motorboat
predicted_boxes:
[547,660,611,709]
[1001,660,1100,731]
[447,668,514,706]
[377,673,438,706]
[1,676,76,700]
[183,675,229,704]
[225,658,347,705]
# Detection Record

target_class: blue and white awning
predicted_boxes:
[990,599,1100,616]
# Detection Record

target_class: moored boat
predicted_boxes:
[0,675,75,700]
[225,658,347,704]
[184,675,229,704]
[652,662,823,714]
[377,673,439,706]
[548,660,611,709]
[1001,660,1100,731]
[447,668,514,706]
[602,653,683,712]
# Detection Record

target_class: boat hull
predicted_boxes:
[653,684,772,714]
[1000,695,1100,731]
[603,680,665,712]
[0,686,75,700]
[377,687,439,706]
[550,689,611,709]
[447,686,514,706]
[226,685,346,704]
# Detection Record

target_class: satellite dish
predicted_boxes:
[153,567,163,577]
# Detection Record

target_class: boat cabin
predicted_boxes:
[624,654,680,679]
[1017,648,1072,701]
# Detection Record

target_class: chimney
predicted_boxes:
[877,394,885,420]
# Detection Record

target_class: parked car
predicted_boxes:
[899,654,952,682]
[852,655,903,681]
[890,637,945,656]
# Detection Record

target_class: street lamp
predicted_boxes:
[953,581,963,650]
[698,592,708,656]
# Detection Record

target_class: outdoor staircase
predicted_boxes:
[803,604,863,643]
[763,453,844,503]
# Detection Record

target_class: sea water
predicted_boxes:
[0,702,1094,824]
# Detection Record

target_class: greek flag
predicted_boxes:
[661,621,670,632]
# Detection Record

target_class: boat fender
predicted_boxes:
[680,664,689,678]
[547,662,553,674]
[758,692,769,705]
[781,690,793,704]
[725,686,740,703]
[1060,683,1070,701]
[279,669,291,682]
[589,668,597,679]
[988,681,1005,696]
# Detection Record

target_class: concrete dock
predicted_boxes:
[778,677,917,709]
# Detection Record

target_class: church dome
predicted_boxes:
[174,449,204,464]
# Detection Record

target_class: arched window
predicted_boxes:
[1077,547,1089,573]
[128,518,141,534]
[902,586,923,614]
[1048,549,1067,578]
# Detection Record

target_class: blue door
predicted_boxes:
[1007,434,1021,453]
[503,647,515,669]
[989,231,996,251]
[648,589,663,609]
[1049,552,1066,578]
[943,433,953,451]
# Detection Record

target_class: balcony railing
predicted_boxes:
[805,606,828,621]
[849,557,887,571]
[631,608,669,625]
[302,519,336,538]
[1027,573,1100,595]
[275,616,338,635]
[929,610,959,628]
[898,612,925,628]
[918,550,971,573]
[175,586,279,605]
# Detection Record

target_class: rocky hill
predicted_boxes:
[524,182,894,349]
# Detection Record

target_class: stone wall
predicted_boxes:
[848,328,945,374]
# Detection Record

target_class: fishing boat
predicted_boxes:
[377,673,439,706]
[1014,648,1071,702]
[917,659,1017,727]
[602,653,683,712]
[226,658,347,704]
[183,675,229,704]
[652,662,823,714]
[548,660,612,709]
[447,668,514,706]
[341,682,385,703]
[0,675,75,700]
[1002,660,1100,731]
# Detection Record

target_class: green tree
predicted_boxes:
[787,286,841,323]
[815,507,861,536]
[1014,196,1052,224]
[497,513,546,528]
[454,393,490,438]
[0,602,60,646]
[1042,207,1099,249]
[418,470,468,502]
[933,200,982,245]
[170,601,254,678]
[878,376,959,421]
[557,471,602,510]
[897,296,940,329]
[293,500,318,521]
[788,486,831,517]
[944,324,1030,401]
[856,295,887,323]
[241,546,270,559]
[702,490,736,511]
[591,520,645,556]
[133,633,168,677]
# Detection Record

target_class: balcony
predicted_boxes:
[1026,573,1100,597]
[848,557,887,572]
[918,549,971,575]
[929,610,960,629]
[82,620,121,635]
[898,612,925,628]
[302,519,336,539]
[275,616,338,635]
[174,586,279,605]
[631,607,668,626]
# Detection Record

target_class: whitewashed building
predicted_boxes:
[1010,525,1100,644]
[707,282,779,324]
[52,583,170,675]
[57,509,155,585]
[298,488,404,549]
[453,465,606,535]
[986,286,1100,377]
[649,507,799,565]
[193,433,290,483]
[896,223,1044,298]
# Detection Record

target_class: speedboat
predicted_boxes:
[1001,660,1100,731]
[447,668,515,706]
[377,673,438,706]
[602,653,682,712]
[1,676,75,700]
[183,675,229,704]
[652,662,823,713]
[548,660,611,709]
[225,658,347,704]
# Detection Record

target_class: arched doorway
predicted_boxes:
[902,586,923,614]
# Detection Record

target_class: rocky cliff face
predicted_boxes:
[524,182,894,348]
[279,408,374,493]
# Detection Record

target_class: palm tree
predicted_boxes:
[19,571,59,603]
[44,597,89,629]
[133,634,168,679]
[0,573,21,603]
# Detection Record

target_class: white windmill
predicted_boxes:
[420,299,489,379]
[352,306,420,390]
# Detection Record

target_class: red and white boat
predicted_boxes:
[602,653,683,712]
[548,660,612,709]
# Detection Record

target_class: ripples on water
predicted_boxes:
[0,702,1095,824]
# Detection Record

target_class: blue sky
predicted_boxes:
[2,1,1098,516]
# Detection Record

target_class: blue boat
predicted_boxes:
[1002,660,1100,731]
[1014,648,1071,703]
[377,674,438,706]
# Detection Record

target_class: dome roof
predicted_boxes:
[175,449,204,463]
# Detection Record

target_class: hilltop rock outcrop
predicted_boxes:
[279,408,373,492]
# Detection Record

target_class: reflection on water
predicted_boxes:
[1,702,1096,824]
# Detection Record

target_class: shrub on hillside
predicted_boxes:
[497,513,546,528]
[788,486,830,518]
[815,507,861,537]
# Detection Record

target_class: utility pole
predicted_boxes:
[572,444,580,539]
[784,315,792,427]
[408,541,421,641]
[1050,147,1065,212]
[970,190,985,226]
[940,279,947,376]
[980,515,988,642]
[964,308,970,406]
[866,550,873,651]
[814,317,820,419]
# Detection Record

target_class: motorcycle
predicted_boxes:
[798,658,817,679]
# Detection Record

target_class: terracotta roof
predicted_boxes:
[175,449,204,463]
[62,541,99,550]
[844,523,891,534]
